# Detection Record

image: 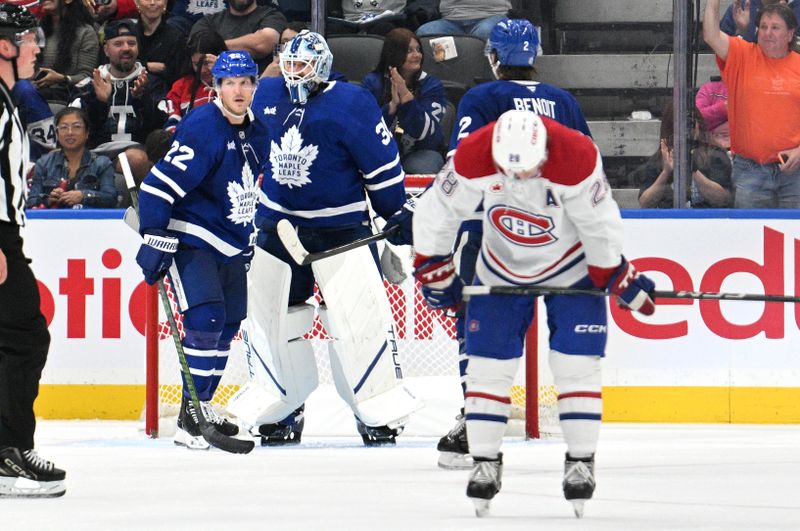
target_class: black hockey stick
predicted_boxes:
[120,154,254,454]
[276,218,398,265]
[462,285,800,303]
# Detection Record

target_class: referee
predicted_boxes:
[0,4,65,498]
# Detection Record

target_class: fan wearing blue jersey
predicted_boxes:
[245,30,417,447]
[136,50,266,450]
[434,18,594,471]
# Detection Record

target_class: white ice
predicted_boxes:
[3,421,800,530]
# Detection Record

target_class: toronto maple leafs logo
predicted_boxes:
[227,162,258,226]
[269,126,318,189]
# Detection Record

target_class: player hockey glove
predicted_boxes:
[136,230,178,285]
[594,257,656,316]
[383,199,415,246]
[413,254,463,312]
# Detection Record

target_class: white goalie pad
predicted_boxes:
[226,247,318,427]
[313,246,421,428]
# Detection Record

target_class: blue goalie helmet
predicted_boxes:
[279,30,333,105]
[212,50,258,85]
[485,19,539,71]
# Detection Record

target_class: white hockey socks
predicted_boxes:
[464,355,520,459]
[549,350,602,458]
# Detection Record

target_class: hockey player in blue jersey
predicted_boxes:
[12,80,55,162]
[135,50,265,450]
[235,30,418,447]
[436,18,593,470]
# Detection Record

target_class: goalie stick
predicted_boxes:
[462,285,800,303]
[277,218,398,265]
[120,153,255,455]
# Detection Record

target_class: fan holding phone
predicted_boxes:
[32,0,99,102]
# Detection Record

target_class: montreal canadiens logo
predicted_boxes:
[488,205,557,246]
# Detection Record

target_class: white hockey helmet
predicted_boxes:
[492,110,547,179]
[279,30,333,105]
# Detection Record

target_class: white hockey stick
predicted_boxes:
[119,153,254,454]
[276,218,398,265]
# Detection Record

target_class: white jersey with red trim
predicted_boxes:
[414,116,624,288]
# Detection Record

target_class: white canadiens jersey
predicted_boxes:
[414,117,624,288]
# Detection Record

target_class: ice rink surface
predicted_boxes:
[3,421,799,531]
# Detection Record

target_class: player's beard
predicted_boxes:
[229,0,255,12]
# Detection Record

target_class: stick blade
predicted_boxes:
[200,425,255,454]
[276,219,309,265]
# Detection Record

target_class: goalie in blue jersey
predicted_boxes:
[135,50,267,450]
[230,30,419,447]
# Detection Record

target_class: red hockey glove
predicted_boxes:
[413,254,463,312]
[590,257,655,316]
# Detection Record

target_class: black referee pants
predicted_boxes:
[0,225,50,451]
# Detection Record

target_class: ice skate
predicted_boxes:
[174,396,210,450]
[258,405,305,446]
[436,411,471,469]
[355,417,403,447]
[0,446,66,498]
[200,401,239,437]
[562,453,595,518]
[466,454,503,517]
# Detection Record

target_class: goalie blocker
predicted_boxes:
[227,247,420,436]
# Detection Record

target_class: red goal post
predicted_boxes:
[143,175,559,439]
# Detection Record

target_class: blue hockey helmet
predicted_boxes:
[211,50,258,85]
[279,30,333,105]
[485,19,539,69]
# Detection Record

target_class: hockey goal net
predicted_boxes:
[143,175,560,439]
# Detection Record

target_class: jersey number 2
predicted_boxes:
[164,141,195,171]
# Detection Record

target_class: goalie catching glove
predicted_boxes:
[413,254,463,312]
[590,257,656,315]
[136,230,178,285]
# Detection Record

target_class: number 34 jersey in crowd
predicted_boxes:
[138,99,268,261]
[251,77,406,228]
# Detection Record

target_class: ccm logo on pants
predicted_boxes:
[574,324,607,333]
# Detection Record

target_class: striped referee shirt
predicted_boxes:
[0,78,30,227]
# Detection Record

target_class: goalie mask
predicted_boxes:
[279,30,332,105]
[485,18,538,78]
[492,110,547,180]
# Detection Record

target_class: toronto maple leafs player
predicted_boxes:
[413,110,656,517]
[235,30,418,447]
[135,50,266,450]
[436,18,593,471]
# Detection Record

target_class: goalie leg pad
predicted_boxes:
[549,350,602,458]
[319,303,419,429]
[227,248,319,427]
[464,355,520,459]
[228,303,318,427]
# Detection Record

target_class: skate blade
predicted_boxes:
[472,498,491,517]
[173,427,210,450]
[571,499,586,518]
[438,452,473,470]
[0,477,66,498]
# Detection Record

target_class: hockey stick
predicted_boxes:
[462,285,800,303]
[120,153,254,454]
[276,218,398,265]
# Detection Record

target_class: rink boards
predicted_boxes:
[21,209,800,423]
